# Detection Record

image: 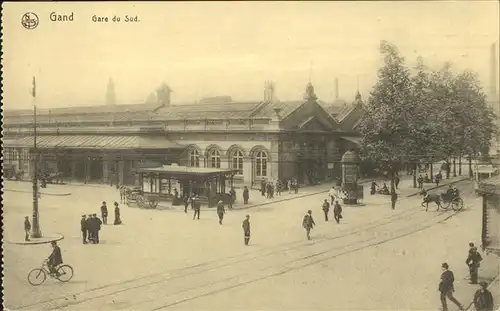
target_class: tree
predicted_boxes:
[358,41,427,189]
[452,70,497,175]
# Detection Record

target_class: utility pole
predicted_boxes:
[31,76,42,238]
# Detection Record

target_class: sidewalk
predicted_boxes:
[154,175,468,212]
[463,256,500,311]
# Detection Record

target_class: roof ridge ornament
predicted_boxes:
[304,82,317,101]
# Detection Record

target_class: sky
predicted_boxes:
[2,1,499,110]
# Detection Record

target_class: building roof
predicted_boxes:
[4,102,160,117]
[138,165,239,178]
[4,135,184,150]
[318,99,347,117]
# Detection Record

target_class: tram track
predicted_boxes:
[18,181,475,310]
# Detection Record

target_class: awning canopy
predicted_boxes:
[3,135,185,150]
[138,165,239,179]
[341,136,362,145]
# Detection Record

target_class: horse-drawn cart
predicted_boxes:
[421,189,464,212]
[123,186,159,209]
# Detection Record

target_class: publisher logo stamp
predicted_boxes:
[21,12,39,30]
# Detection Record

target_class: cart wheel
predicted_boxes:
[439,200,450,211]
[136,195,146,208]
[451,197,464,212]
[149,198,159,209]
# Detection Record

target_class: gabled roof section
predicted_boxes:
[251,100,306,120]
[317,99,348,118]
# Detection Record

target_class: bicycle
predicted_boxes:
[27,259,74,286]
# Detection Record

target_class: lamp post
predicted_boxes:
[31,76,42,238]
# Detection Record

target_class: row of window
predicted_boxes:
[188,149,268,177]
[4,149,29,162]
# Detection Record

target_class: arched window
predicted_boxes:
[188,149,200,167]
[255,151,268,177]
[209,149,221,168]
[231,150,244,175]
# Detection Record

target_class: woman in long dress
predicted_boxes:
[114,202,122,225]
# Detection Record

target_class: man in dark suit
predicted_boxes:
[302,210,316,240]
[217,200,225,225]
[81,215,88,244]
[473,281,494,311]
[86,214,94,243]
[47,241,63,275]
[100,201,108,225]
[242,215,251,245]
[24,216,31,241]
[92,214,103,244]
[466,243,483,284]
[322,199,330,222]
[439,262,464,311]
[192,195,201,220]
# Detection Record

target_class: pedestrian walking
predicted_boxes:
[418,175,424,189]
[333,201,343,224]
[192,195,201,220]
[322,199,330,222]
[439,262,464,311]
[101,201,108,225]
[229,187,236,209]
[114,202,122,225]
[466,243,483,284]
[473,281,494,311]
[391,190,398,210]
[288,180,292,194]
[294,179,299,194]
[217,200,225,225]
[302,210,315,240]
[328,186,336,205]
[86,214,94,243]
[260,180,266,197]
[394,175,400,189]
[93,213,102,244]
[80,215,88,244]
[184,194,190,213]
[242,215,251,245]
[243,186,249,204]
[24,216,31,241]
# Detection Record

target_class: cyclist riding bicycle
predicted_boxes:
[47,241,63,276]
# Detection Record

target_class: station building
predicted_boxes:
[3,83,365,188]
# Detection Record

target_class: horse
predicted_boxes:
[419,189,442,211]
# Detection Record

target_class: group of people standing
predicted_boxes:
[417,172,443,189]
[79,201,122,244]
[260,178,300,199]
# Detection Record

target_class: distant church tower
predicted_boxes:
[105,78,116,106]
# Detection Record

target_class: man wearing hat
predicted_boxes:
[439,262,464,311]
[24,216,31,241]
[92,214,103,244]
[216,200,225,225]
[192,195,201,220]
[466,242,483,284]
[473,281,494,311]
[242,215,251,245]
[100,201,108,225]
[302,210,316,240]
[86,214,94,243]
[80,215,88,244]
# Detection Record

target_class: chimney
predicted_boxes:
[335,78,339,99]
[491,43,498,100]
[156,83,172,107]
